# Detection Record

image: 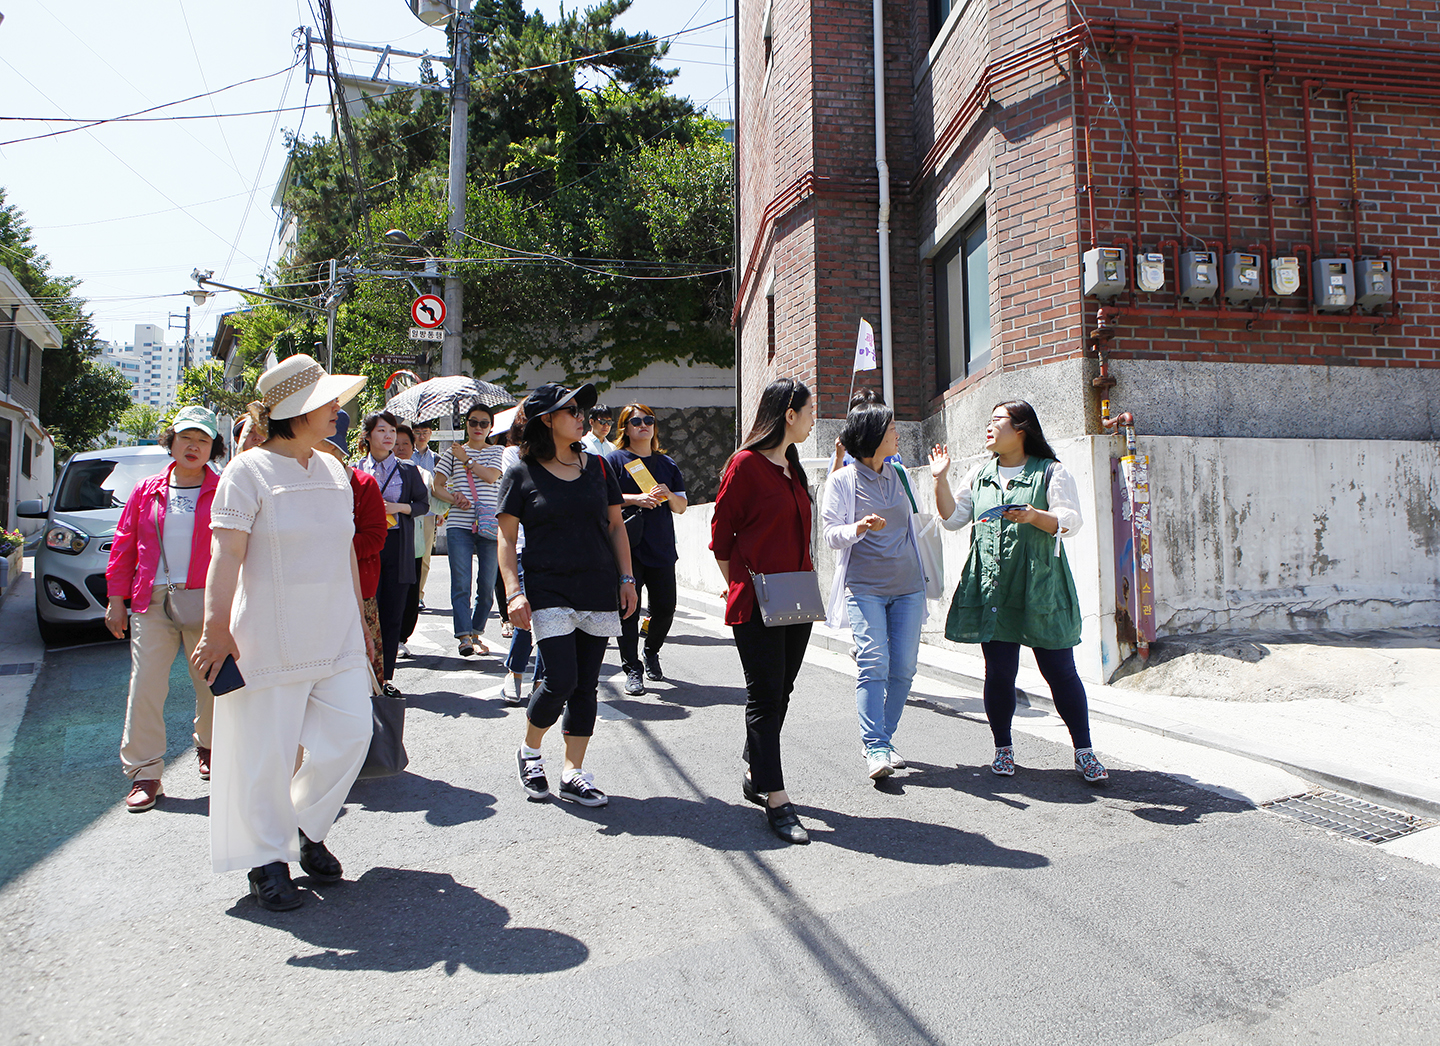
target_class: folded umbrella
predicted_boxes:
[386,375,515,423]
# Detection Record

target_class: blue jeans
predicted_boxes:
[844,588,926,753]
[447,527,498,638]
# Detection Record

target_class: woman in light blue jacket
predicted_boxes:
[821,403,929,781]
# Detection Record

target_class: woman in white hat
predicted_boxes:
[191,354,374,912]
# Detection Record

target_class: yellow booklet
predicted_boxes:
[623,458,666,499]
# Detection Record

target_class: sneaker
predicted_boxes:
[418,599,426,611]
[397,642,411,659]
[504,674,525,707]
[886,747,907,770]
[381,682,402,698]
[458,637,474,656]
[623,667,645,696]
[125,778,162,812]
[196,746,211,781]
[866,749,894,780]
[517,747,549,800]
[991,746,1015,776]
[643,649,665,681]
[558,769,609,807]
[1075,749,1109,783]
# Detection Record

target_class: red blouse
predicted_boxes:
[350,469,388,599]
[710,449,814,625]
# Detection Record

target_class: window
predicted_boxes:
[929,0,956,41]
[21,432,33,479]
[766,287,776,361]
[935,210,990,388]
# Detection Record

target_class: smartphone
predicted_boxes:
[210,655,246,696]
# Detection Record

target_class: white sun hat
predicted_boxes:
[256,354,366,420]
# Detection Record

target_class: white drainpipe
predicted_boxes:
[873,0,894,409]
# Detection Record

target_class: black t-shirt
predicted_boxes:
[497,452,623,612]
[602,447,686,569]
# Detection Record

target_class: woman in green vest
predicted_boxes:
[931,400,1108,783]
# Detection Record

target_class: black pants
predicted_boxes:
[731,611,812,793]
[980,641,1092,749]
[618,559,677,672]
[401,557,422,642]
[527,629,609,737]
[376,530,413,681]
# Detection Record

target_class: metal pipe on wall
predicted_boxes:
[1171,41,1189,239]
[873,0,894,410]
[1127,43,1143,251]
[1258,71,1277,257]
[1344,91,1365,258]
[1301,79,1323,254]
[1215,60,1232,251]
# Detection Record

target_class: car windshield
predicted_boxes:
[54,456,169,512]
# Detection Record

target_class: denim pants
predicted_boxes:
[844,588,926,753]
[447,527,498,638]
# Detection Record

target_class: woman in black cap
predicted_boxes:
[497,383,638,807]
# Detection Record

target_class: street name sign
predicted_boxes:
[408,326,445,342]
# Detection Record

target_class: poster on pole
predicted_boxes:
[853,318,877,372]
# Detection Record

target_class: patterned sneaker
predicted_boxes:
[1075,749,1109,783]
[517,747,549,800]
[623,667,646,696]
[866,749,894,780]
[886,747,907,770]
[990,746,1015,776]
[558,770,609,807]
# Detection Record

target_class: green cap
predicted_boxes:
[171,405,221,440]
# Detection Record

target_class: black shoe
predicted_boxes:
[766,802,810,845]
[298,831,343,882]
[517,746,549,800]
[623,667,645,696]
[381,682,402,698]
[742,772,767,807]
[643,650,665,681]
[557,770,609,807]
[248,861,304,910]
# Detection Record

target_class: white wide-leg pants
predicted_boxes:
[209,665,371,873]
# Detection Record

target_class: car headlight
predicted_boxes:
[45,524,89,555]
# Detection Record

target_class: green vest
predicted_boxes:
[944,456,1081,649]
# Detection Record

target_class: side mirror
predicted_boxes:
[16,499,47,519]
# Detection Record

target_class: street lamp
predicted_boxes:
[400,0,470,377]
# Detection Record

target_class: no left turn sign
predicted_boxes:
[411,294,445,328]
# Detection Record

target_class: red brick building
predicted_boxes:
[733,0,1440,677]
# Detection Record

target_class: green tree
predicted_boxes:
[1,187,128,454]
[117,403,165,444]
[174,358,260,418]
[268,0,732,392]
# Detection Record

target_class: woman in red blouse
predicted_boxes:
[711,377,817,844]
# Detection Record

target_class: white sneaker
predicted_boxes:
[866,749,894,780]
[397,642,411,658]
[886,747,907,770]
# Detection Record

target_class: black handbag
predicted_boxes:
[622,505,645,548]
[357,666,409,779]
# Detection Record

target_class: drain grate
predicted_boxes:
[1261,789,1437,843]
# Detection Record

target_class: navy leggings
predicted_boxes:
[980,642,1092,750]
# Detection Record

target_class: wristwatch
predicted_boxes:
[619,575,636,585]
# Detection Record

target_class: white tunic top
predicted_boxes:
[210,447,366,689]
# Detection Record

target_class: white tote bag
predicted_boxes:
[895,468,945,600]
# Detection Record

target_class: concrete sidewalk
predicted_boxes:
[674,585,1440,821]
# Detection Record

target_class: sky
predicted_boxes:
[0,0,733,349]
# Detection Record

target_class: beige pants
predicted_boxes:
[209,664,372,873]
[418,514,436,598]
[119,587,215,781]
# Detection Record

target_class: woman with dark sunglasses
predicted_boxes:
[498,383,638,807]
[604,403,687,696]
[433,404,505,656]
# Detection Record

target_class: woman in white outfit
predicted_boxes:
[192,354,374,912]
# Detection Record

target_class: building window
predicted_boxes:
[935,210,990,388]
[21,432,33,479]
[929,0,956,41]
[12,337,33,383]
[766,289,776,361]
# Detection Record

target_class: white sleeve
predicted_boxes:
[940,464,981,530]
[821,468,866,550]
[1048,463,1084,539]
[210,459,261,533]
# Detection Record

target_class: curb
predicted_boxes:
[673,586,1440,820]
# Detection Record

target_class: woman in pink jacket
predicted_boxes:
[105,406,225,812]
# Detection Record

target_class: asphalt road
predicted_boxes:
[3,564,1439,1045]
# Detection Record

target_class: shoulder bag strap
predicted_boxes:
[893,464,919,514]
[153,488,174,589]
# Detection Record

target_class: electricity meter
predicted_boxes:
[1356,258,1392,311]
[1271,256,1301,296]
[1180,250,1219,302]
[1312,258,1355,312]
[1223,252,1262,304]
[1136,252,1165,293]
[1083,247,1127,298]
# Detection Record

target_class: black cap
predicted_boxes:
[523,382,597,418]
[326,408,351,451]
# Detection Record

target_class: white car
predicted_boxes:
[18,445,173,644]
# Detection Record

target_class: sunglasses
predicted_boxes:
[627,414,657,427]
[467,417,492,428]
[558,403,585,418]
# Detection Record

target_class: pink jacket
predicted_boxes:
[106,462,219,608]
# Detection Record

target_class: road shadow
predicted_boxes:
[227,866,589,975]
[600,694,691,721]
[402,687,509,721]
[347,772,497,827]
[655,634,733,648]
[586,794,1048,867]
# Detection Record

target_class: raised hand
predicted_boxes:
[929,443,951,477]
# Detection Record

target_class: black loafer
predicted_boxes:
[248,861,304,911]
[742,772,767,807]
[298,831,343,882]
[766,802,810,845]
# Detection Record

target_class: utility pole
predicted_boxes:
[442,0,471,377]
